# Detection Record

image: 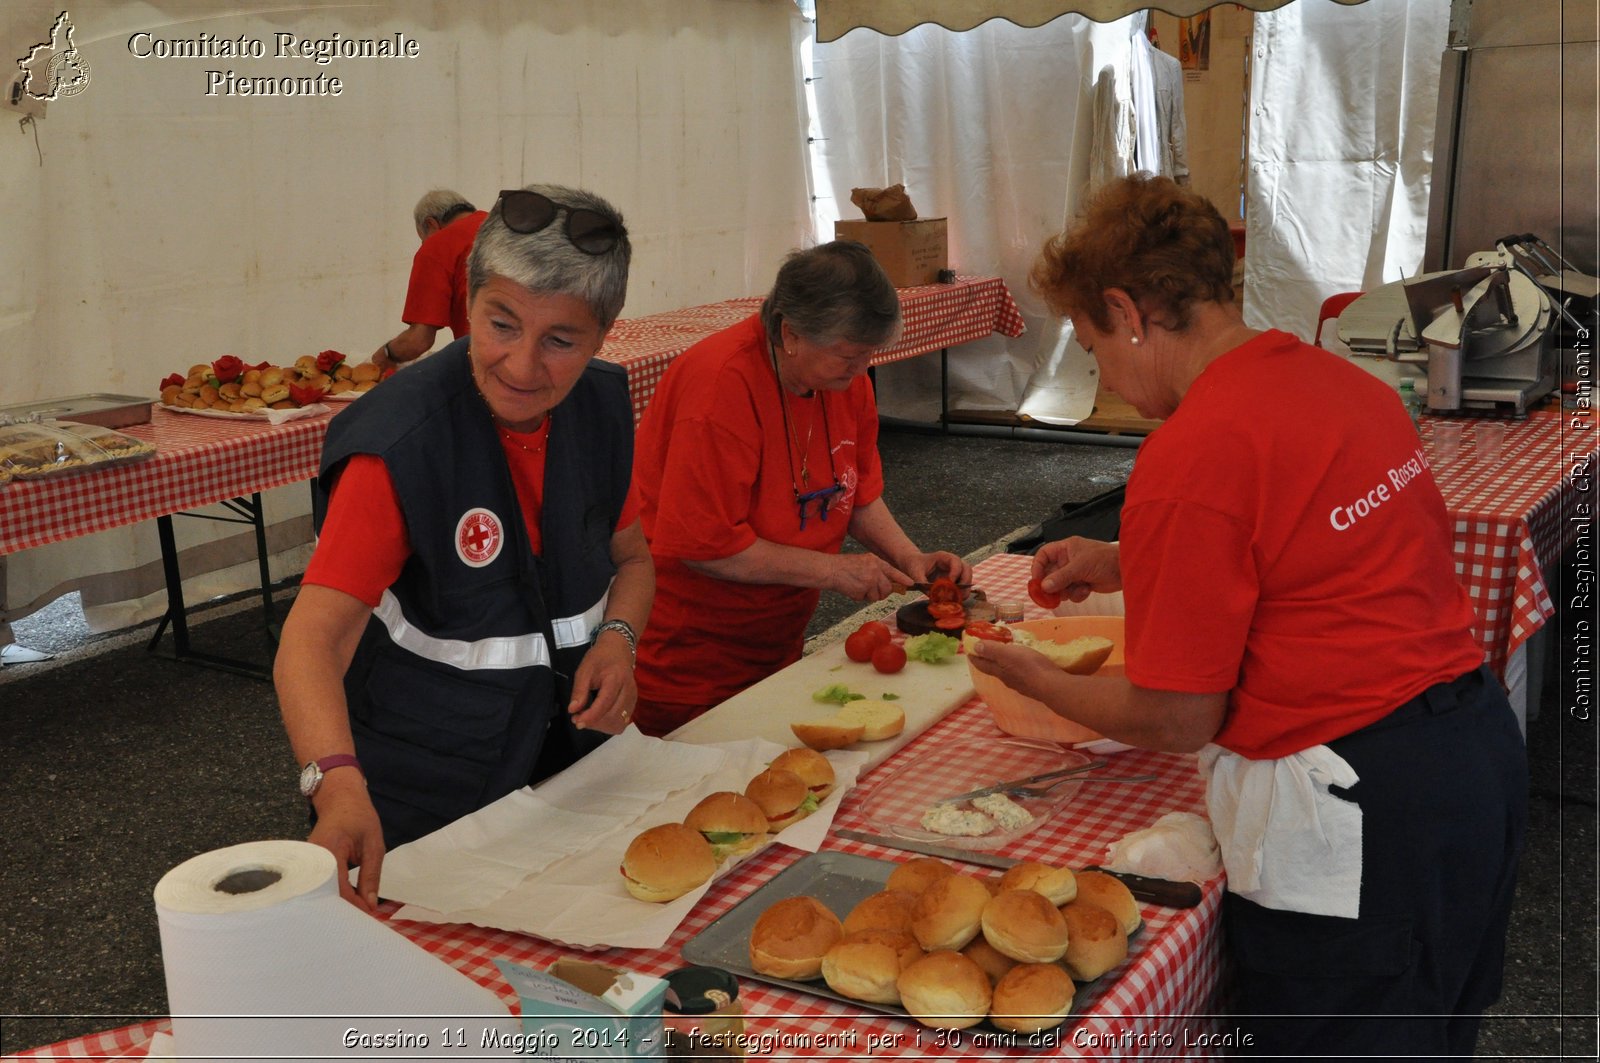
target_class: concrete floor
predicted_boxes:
[1,426,1593,1057]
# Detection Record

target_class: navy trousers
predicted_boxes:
[1224,666,1528,1060]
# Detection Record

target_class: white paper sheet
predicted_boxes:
[384,729,866,950]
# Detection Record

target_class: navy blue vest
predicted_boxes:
[315,339,632,848]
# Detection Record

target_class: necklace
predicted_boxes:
[770,341,826,485]
[497,415,550,455]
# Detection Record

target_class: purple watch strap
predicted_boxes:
[317,753,361,775]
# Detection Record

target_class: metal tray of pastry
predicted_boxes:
[0,420,156,482]
[0,394,153,429]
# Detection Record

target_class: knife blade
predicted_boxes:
[833,831,1204,908]
[937,759,1109,804]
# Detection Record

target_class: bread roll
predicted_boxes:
[886,857,954,897]
[682,791,769,861]
[160,385,181,405]
[911,874,991,951]
[354,379,378,392]
[187,364,210,377]
[240,380,264,398]
[1072,870,1142,935]
[260,367,284,387]
[998,862,1077,906]
[219,382,242,401]
[842,889,917,936]
[749,896,843,980]
[1057,900,1130,981]
[743,768,814,831]
[261,384,290,405]
[789,717,864,751]
[980,889,1069,964]
[842,927,923,969]
[619,823,715,903]
[353,362,383,384]
[961,935,1019,985]
[896,950,991,1030]
[990,963,1075,1034]
[330,379,355,394]
[821,938,905,1004]
[198,385,221,405]
[768,747,835,799]
[1036,635,1114,675]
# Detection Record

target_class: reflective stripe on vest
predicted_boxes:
[374,589,603,670]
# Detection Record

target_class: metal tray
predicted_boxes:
[0,394,153,429]
[681,850,1120,1027]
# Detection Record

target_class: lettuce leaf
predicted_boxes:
[904,632,960,664]
[812,683,866,705]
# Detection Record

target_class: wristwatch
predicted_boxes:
[298,753,362,798]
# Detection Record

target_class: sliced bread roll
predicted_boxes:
[1031,634,1115,675]
[791,699,905,750]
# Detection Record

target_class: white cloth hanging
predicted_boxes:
[1146,43,1190,182]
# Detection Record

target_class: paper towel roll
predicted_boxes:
[154,840,519,1061]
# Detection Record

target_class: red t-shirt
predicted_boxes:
[304,421,640,605]
[401,211,487,340]
[1119,330,1483,759]
[632,315,885,712]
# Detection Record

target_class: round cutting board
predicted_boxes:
[895,600,965,636]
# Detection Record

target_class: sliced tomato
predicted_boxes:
[1028,576,1063,609]
[964,620,1014,643]
[927,600,964,619]
[933,615,966,630]
[871,642,907,674]
[927,576,963,604]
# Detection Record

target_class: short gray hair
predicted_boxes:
[413,189,475,238]
[466,183,632,330]
[759,241,901,349]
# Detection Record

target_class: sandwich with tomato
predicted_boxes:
[744,767,820,831]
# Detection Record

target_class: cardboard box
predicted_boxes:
[494,958,666,1059]
[834,218,948,287]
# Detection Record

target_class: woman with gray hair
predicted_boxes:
[629,240,972,736]
[275,184,653,909]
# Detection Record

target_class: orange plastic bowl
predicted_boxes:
[969,615,1126,744]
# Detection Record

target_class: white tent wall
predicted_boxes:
[1,0,814,632]
[1245,0,1450,349]
[808,0,1449,419]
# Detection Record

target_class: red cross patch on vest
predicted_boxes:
[454,508,504,568]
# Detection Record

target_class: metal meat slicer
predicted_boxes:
[1337,234,1594,416]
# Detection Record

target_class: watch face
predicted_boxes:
[298,761,321,797]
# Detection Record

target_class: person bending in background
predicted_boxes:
[968,174,1525,1060]
[277,184,651,910]
[629,241,972,737]
[371,189,488,373]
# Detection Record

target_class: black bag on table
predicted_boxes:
[1006,486,1126,556]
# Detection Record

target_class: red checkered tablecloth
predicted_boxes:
[1421,409,1596,673]
[3,279,1024,560]
[600,275,1026,422]
[0,409,334,556]
[19,552,1221,1062]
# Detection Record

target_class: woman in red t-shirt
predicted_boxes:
[969,175,1525,1060]
[631,242,972,734]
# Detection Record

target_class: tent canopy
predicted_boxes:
[814,0,1369,42]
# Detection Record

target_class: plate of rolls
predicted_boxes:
[682,850,1142,1034]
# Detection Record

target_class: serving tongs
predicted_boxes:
[937,758,1154,804]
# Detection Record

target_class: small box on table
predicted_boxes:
[834,218,948,287]
[494,958,667,1058]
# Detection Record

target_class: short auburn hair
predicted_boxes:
[1030,173,1234,334]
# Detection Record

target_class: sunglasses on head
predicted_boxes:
[496,189,626,256]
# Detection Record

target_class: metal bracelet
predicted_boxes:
[593,618,637,661]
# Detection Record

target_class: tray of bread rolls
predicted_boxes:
[682,850,1140,1036]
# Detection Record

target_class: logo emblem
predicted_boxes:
[455,508,504,568]
[15,12,91,105]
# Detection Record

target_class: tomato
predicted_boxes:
[933,615,966,630]
[855,620,893,649]
[1028,576,1062,609]
[927,577,963,605]
[845,630,880,662]
[964,620,1014,643]
[927,601,964,619]
[871,642,907,674]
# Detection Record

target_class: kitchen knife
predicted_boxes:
[833,830,1204,908]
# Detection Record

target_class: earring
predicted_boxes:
[1130,334,1143,347]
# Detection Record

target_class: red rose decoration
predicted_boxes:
[211,355,245,384]
[252,360,272,372]
[288,381,329,408]
[316,349,346,374]
[159,373,185,390]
